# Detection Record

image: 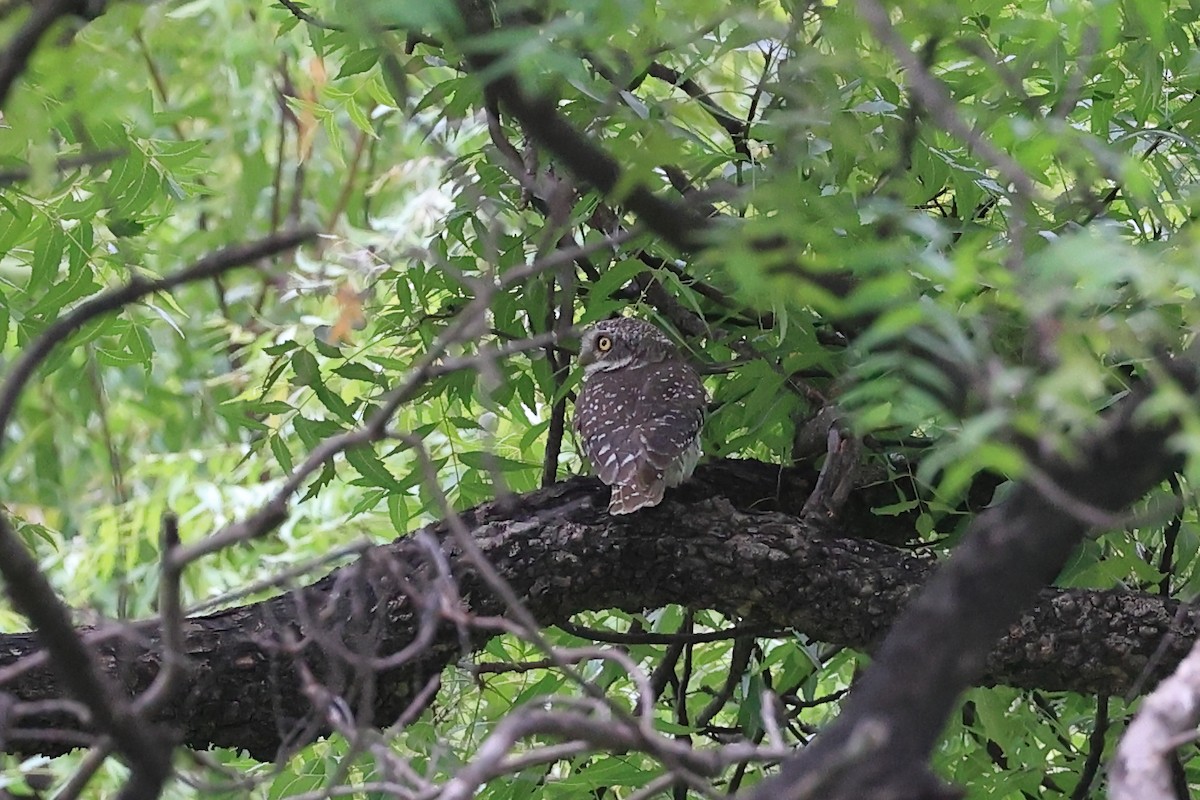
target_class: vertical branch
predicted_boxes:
[534,182,578,487]
[672,611,695,800]
[540,273,567,487]
[270,55,293,235]
[133,513,186,715]
[540,241,577,488]
[1158,473,1183,597]
[85,349,131,618]
[1068,695,1109,800]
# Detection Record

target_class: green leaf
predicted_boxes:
[458,451,539,472]
[0,194,33,256]
[291,348,321,387]
[337,48,380,79]
[332,362,381,383]
[300,459,337,502]
[345,446,402,490]
[28,223,65,294]
[107,218,146,238]
[270,434,295,474]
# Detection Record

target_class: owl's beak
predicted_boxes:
[578,346,596,366]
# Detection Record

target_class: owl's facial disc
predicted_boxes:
[579,327,632,375]
[578,329,601,366]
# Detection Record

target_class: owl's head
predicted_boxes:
[578,318,677,375]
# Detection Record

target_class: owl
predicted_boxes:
[573,318,707,514]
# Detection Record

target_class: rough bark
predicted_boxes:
[0,459,1191,761]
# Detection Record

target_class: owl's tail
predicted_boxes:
[608,478,666,515]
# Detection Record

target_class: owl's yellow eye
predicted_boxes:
[596,335,613,352]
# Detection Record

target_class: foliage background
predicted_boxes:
[0,0,1198,796]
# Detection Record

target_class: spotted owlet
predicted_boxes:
[573,318,707,514]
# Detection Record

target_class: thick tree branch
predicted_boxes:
[0,459,1192,762]
[749,365,1195,800]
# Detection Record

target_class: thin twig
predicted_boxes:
[0,228,317,448]
[1158,473,1183,597]
[52,738,114,800]
[133,514,187,714]
[645,62,750,159]
[326,127,371,230]
[184,539,371,614]
[1068,695,1108,800]
[0,147,124,186]
[0,0,80,109]
[168,329,566,568]
[696,636,754,728]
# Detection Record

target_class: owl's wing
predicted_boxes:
[633,360,707,471]
[574,375,641,486]
[575,359,706,497]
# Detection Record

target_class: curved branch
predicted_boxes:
[0,459,1193,762]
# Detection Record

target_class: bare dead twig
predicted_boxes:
[434,706,792,800]
[51,738,114,800]
[473,658,557,675]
